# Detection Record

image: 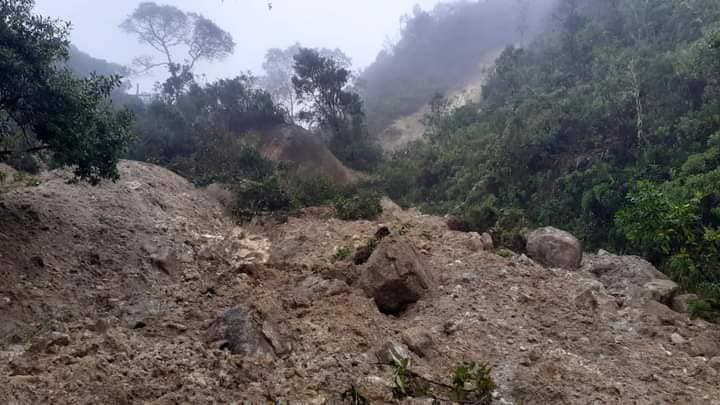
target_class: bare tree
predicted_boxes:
[121,2,234,74]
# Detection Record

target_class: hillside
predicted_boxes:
[378,49,502,152]
[1,162,719,404]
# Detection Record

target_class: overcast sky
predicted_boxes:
[34,0,445,90]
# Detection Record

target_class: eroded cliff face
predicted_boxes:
[0,162,719,404]
[378,49,503,153]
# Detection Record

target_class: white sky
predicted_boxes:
[34,0,446,90]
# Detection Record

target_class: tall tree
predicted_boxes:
[120,2,234,99]
[0,0,132,182]
[292,48,380,171]
[261,43,350,122]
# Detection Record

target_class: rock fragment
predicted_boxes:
[526,227,582,270]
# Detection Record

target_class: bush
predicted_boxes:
[230,176,292,220]
[334,188,383,221]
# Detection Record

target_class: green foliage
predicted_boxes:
[340,385,368,405]
[332,246,352,263]
[451,362,496,404]
[0,0,132,183]
[376,0,720,319]
[334,188,382,221]
[388,354,496,403]
[293,48,382,171]
[230,176,292,220]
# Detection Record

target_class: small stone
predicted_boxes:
[688,333,720,358]
[150,247,178,275]
[48,332,70,347]
[574,289,598,311]
[358,376,393,402]
[375,341,411,365]
[708,356,720,370]
[670,333,687,345]
[401,327,433,357]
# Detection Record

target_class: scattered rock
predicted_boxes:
[206,305,277,357]
[688,332,720,358]
[670,333,687,345]
[401,327,433,357]
[582,254,675,306]
[28,331,71,353]
[150,247,178,275]
[671,294,699,314]
[642,279,680,305]
[526,227,582,270]
[466,232,494,252]
[353,226,391,265]
[294,275,350,303]
[375,341,412,364]
[574,289,599,312]
[709,356,720,370]
[357,236,434,315]
[357,375,394,402]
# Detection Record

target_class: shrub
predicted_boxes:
[230,176,291,220]
[334,188,383,221]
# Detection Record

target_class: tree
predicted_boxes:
[261,43,351,122]
[292,48,380,171]
[120,2,234,99]
[0,0,132,183]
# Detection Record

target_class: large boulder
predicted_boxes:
[526,227,583,270]
[206,305,287,357]
[357,236,434,315]
[581,254,679,306]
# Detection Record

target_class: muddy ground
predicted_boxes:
[1,161,719,404]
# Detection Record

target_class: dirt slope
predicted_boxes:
[1,162,719,404]
[379,49,503,152]
[258,124,360,185]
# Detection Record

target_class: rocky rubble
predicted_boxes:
[1,162,719,404]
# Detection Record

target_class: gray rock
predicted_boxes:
[401,327,433,357]
[671,333,687,345]
[642,279,680,305]
[375,341,412,364]
[150,247,178,275]
[574,289,599,312]
[709,356,720,370]
[357,236,434,314]
[466,232,494,252]
[671,294,699,314]
[526,227,582,270]
[206,305,282,357]
[582,254,676,306]
[688,332,720,358]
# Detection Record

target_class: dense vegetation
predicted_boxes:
[378,0,720,316]
[358,0,556,135]
[0,0,132,182]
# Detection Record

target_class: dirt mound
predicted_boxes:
[1,164,720,404]
[258,124,359,184]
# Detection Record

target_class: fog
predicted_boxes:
[34,0,445,90]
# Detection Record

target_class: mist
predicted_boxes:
[33,0,445,90]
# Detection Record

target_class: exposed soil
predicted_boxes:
[1,161,719,404]
[259,124,360,185]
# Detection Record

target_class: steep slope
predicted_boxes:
[0,163,719,404]
[258,124,360,184]
[379,49,502,152]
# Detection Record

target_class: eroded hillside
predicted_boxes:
[1,162,719,404]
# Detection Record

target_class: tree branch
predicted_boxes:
[0,145,51,156]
